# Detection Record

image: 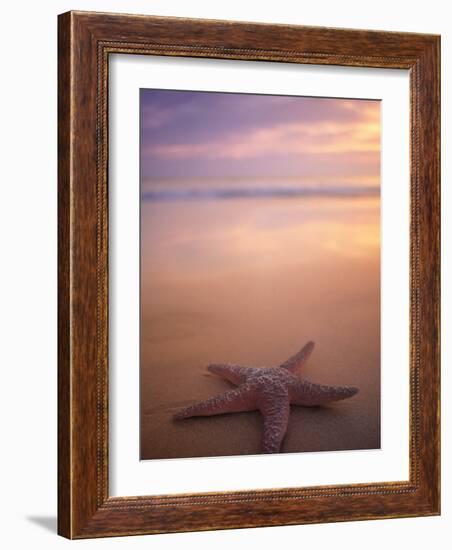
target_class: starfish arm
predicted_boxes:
[280,341,315,372]
[258,393,290,453]
[174,386,256,420]
[207,363,255,385]
[289,379,359,407]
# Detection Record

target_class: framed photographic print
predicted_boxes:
[58,11,440,538]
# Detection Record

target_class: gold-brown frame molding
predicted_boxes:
[58,10,440,539]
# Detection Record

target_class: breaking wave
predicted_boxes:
[142,185,379,201]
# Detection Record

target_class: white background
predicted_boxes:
[0,1,449,549]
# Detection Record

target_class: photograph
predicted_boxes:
[139,89,381,460]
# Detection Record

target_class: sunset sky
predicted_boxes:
[140,90,380,183]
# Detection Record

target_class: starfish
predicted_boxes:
[174,342,359,453]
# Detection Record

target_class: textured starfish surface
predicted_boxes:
[174,342,359,453]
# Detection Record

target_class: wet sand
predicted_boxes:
[140,192,380,460]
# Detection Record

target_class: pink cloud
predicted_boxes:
[145,102,380,161]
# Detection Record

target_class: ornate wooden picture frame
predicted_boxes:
[58,11,440,539]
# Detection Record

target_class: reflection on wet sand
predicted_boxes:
[140,191,380,460]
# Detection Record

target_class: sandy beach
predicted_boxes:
[140,187,380,460]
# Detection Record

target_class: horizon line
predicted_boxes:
[141,185,379,202]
